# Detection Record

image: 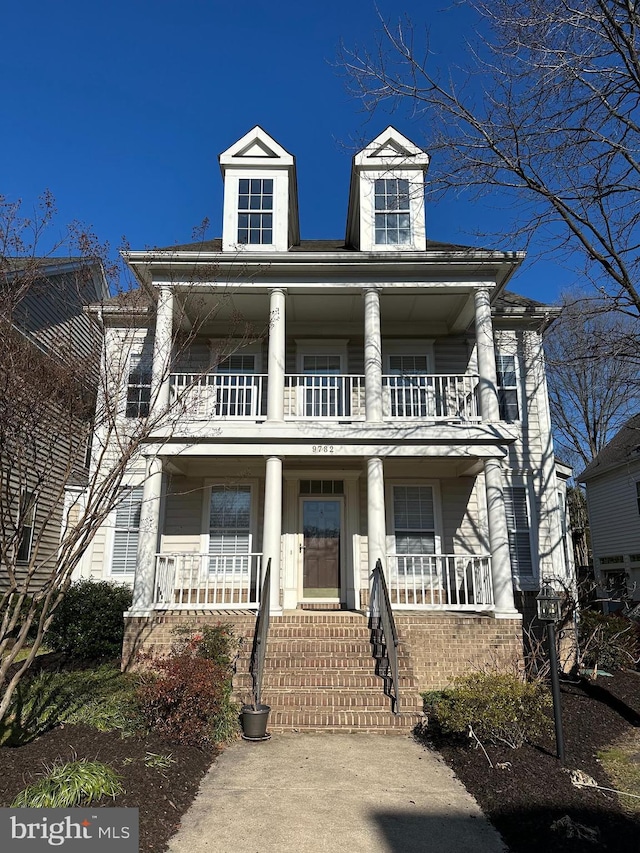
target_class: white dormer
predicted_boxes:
[219,126,299,252]
[346,127,430,252]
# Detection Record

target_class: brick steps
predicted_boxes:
[233,611,422,733]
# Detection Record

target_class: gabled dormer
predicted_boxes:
[346,127,430,252]
[219,126,299,252]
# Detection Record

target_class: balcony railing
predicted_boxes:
[153,552,264,609]
[168,372,479,422]
[382,374,479,421]
[170,373,267,418]
[385,554,494,610]
[284,374,365,419]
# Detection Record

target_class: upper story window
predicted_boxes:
[496,353,520,422]
[374,179,411,245]
[16,490,37,563]
[238,179,273,245]
[126,353,152,418]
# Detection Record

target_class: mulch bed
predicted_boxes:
[0,724,217,852]
[420,669,640,853]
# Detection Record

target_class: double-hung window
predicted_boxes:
[393,485,436,575]
[126,353,152,418]
[216,354,258,417]
[301,354,345,417]
[375,179,411,245]
[209,485,252,573]
[237,179,273,244]
[496,354,519,422]
[16,490,37,562]
[112,487,143,574]
[504,486,533,578]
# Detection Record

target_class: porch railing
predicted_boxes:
[283,374,365,419]
[382,374,479,421]
[385,554,494,610]
[170,373,267,418]
[370,558,400,714]
[153,552,263,609]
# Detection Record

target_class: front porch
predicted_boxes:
[151,551,494,612]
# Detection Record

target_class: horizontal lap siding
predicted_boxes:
[587,463,640,558]
[162,476,205,552]
[434,336,472,374]
[441,477,486,553]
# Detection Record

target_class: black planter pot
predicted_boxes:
[240,703,271,739]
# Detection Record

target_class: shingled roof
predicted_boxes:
[154,237,487,254]
[579,414,640,481]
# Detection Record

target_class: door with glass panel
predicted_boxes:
[302,498,341,598]
[386,355,430,418]
[215,354,258,417]
[301,354,347,417]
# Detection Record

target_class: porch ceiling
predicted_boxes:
[176,289,473,332]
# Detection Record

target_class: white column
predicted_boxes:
[263,456,283,613]
[474,287,500,422]
[363,288,383,422]
[367,457,387,574]
[484,457,519,617]
[267,288,286,422]
[131,456,163,613]
[150,286,174,417]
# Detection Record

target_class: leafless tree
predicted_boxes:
[544,294,639,471]
[340,1,640,314]
[0,193,260,722]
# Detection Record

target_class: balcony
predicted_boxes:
[169,373,480,422]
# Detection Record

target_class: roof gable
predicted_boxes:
[219,126,294,168]
[354,126,430,169]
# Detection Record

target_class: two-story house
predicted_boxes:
[81,127,572,731]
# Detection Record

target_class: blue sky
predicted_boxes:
[2,1,574,303]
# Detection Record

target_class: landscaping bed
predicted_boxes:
[421,669,640,853]
[0,723,217,852]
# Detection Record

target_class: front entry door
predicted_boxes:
[302,499,341,598]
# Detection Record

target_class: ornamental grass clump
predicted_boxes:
[423,672,552,749]
[12,759,123,808]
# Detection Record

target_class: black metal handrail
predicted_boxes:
[250,557,271,706]
[371,558,400,714]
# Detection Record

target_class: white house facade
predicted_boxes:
[78,127,572,729]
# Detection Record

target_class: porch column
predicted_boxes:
[484,457,519,617]
[474,287,500,422]
[263,455,283,613]
[131,455,163,613]
[367,456,387,574]
[363,287,383,422]
[151,286,174,417]
[267,288,286,422]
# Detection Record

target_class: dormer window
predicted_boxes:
[375,179,411,245]
[238,179,273,245]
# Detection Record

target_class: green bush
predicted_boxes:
[172,622,238,667]
[423,672,551,749]
[578,610,639,673]
[46,580,133,661]
[12,759,122,808]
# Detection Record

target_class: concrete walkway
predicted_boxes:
[167,733,508,853]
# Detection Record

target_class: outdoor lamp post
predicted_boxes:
[536,581,565,763]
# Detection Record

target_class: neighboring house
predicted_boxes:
[579,414,640,612]
[80,127,573,729]
[0,257,108,588]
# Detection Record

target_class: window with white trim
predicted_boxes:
[387,355,430,418]
[16,490,37,563]
[126,352,152,418]
[504,486,533,577]
[635,481,640,514]
[496,354,519,422]
[393,485,436,555]
[237,179,273,244]
[209,485,252,572]
[374,179,411,245]
[111,487,143,574]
